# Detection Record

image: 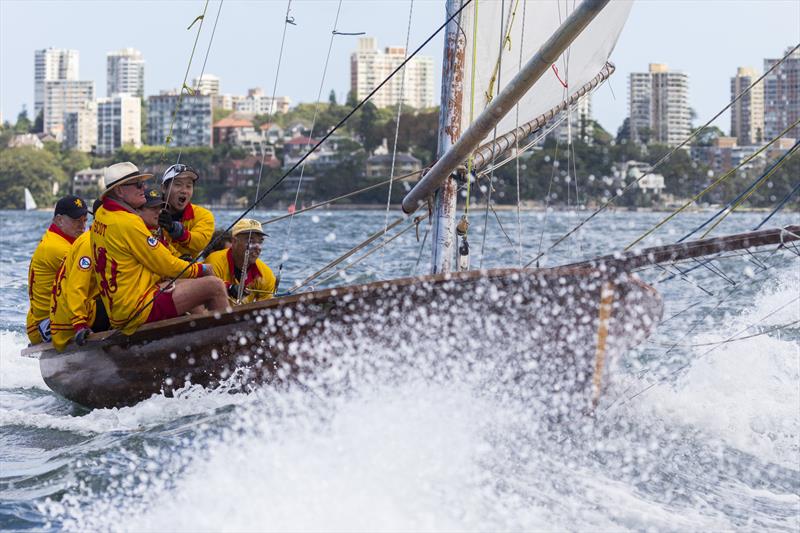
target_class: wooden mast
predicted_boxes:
[430,0,467,274]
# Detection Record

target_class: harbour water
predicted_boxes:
[1,208,798,531]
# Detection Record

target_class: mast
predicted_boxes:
[429,0,467,274]
[403,0,612,216]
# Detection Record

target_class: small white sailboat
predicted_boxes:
[24,188,37,211]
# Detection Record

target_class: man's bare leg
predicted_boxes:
[169,278,228,315]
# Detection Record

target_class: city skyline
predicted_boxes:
[1,0,798,136]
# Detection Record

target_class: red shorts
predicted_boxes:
[146,290,179,323]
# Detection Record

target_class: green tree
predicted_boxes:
[32,111,44,133]
[0,147,67,208]
[14,109,32,133]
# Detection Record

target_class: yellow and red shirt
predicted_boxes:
[204,248,276,304]
[91,198,204,335]
[162,203,214,258]
[49,231,98,351]
[26,224,75,344]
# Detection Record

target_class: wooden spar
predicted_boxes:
[470,63,615,171]
[562,225,800,271]
[402,0,612,215]
[430,0,467,274]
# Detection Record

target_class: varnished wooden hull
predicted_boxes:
[32,266,662,411]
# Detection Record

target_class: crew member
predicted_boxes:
[204,219,276,304]
[139,187,177,252]
[92,162,227,335]
[158,164,214,259]
[49,200,110,351]
[26,195,88,344]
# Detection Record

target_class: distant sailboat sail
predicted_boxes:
[459,0,632,144]
[24,188,37,211]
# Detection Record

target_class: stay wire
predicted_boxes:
[524,42,800,268]
[677,139,799,243]
[274,0,341,291]
[380,0,415,275]
[755,181,800,230]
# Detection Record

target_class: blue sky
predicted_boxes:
[1,0,798,135]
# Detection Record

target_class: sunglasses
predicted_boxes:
[123,181,146,190]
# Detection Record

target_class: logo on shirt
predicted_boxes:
[147,236,159,248]
[78,256,92,270]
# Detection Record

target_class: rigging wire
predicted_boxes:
[754,182,800,230]
[380,0,416,275]
[677,139,799,243]
[524,42,800,268]
[276,0,343,289]
[513,0,528,267]
[624,118,800,251]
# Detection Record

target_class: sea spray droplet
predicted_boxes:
[325,232,336,243]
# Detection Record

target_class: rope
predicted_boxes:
[624,118,800,251]
[281,0,343,274]
[161,0,210,160]
[755,181,800,230]
[380,0,415,274]
[698,141,799,238]
[678,139,799,242]
[260,169,423,226]
[524,42,800,268]
[648,320,799,348]
[513,0,527,267]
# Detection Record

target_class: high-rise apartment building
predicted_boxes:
[63,100,97,153]
[627,64,690,147]
[147,92,212,146]
[350,37,434,109]
[193,74,220,97]
[97,94,142,155]
[42,80,95,140]
[764,46,799,141]
[553,94,593,144]
[34,48,79,117]
[234,88,291,115]
[106,48,145,98]
[730,67,764,145]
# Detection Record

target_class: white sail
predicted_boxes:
[459,0,632,143]
[24,188,37,211]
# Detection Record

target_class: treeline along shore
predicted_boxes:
[1,101,797,211]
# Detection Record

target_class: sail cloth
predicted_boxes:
[459,0,632,144]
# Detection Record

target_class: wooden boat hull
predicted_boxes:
[32,266,662,411]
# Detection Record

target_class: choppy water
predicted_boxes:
[1,207,798,531]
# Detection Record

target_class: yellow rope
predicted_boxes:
[463,0,480,223]
[484,0,521,103]
[700,143,798,238]
[625,117,800,251]
[160,1,210,161]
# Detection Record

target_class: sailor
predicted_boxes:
[49,200,110,351]
[204,219,276,304]
[138,186,177,251]
[92,162,227,335]
[158,164,214,259]
[26,195,88,344]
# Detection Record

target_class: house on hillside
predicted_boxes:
[365,152,422,181]
[73,167,105,199]
[8,133,44,149]
[219,155,280,188]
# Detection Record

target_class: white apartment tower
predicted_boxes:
[628,64,690,147]
[97,94,142,155]
[106,48,145,98]
[34,48,79,117]
[730,67,764,145]
[193,74,220,96]
[350,37,434,109]
[764,46,800,141]
[63,100,98,153]
[42,80,95,140]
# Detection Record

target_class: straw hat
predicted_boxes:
[101,162,152,198]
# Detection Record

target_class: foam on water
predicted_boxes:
[642,272,800,468]
[0,330,47,390]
